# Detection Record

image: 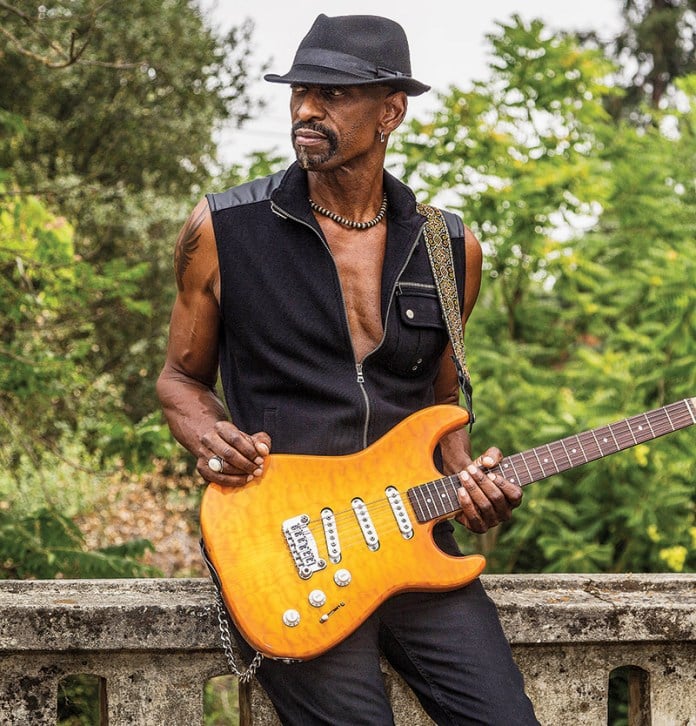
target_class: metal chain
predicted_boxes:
[214,590,264,684]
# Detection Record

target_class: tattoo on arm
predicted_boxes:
[174,208,207,291]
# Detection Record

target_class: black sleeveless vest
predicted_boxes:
[206,163,465,456]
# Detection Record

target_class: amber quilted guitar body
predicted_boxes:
[201,396,696,660]
[200,404,485,661]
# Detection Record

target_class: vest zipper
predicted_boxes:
[356,229,424,448]
[272,200,425,451]
[356,363,365,383]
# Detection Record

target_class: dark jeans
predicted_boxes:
[232,578,539,726]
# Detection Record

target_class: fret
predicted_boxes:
[687,398,696,424]
[607,423,621,452]
[422,481,439,518]
[640,411,656,440]
[407,486,427,523]
[569,434,588,464]
[408,399,694,522]
[663,406,675,431]
[624,417,639,446]
[516,451,535,484]
[579,429,602,461]
[436,478,454,516]
[543,441,565,474]
[443,476,460,513]
[648,407,670,438]
[609,420,633,451]
[435,479,451,518]
[432,478,450,517]
[593,425,618,456]
[509,454,532,484]
[540,444,560,473]
[499,458,523,485]
[627,414,647,443]
[559,438,573,467]
[531,447,547,480]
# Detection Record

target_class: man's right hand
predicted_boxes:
[199,422,272,487]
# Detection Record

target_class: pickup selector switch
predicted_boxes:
[334,568,352,587]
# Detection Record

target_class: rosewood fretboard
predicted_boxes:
[407,398,696,524]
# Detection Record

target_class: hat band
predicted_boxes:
[294,47,408,81]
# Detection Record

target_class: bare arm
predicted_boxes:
[156,198,270,486]
[433,226,522,532]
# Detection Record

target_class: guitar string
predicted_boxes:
[219,402,695,579]
[220,486,469,583]
[223,498,423,581]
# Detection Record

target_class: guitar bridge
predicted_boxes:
[282,514,326,580]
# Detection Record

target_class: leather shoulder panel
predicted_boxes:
[206,169,287,212]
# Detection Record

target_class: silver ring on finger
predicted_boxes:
[208,455,225,473]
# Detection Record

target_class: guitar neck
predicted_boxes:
[407,397,696,524]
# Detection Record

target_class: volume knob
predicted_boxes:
[308,589,327,607]
[334,568,352,587]
[282,609,301,627]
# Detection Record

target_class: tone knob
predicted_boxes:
[334,568,352,587]
[282,609,301,627]
[308,589,327,607]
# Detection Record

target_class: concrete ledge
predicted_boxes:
[2,574,693,649]
[1,574,694,725]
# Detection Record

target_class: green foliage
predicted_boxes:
[396,15,696,576]
[395,16,619,341]
[0,2,266,582]
[0,0,264,423]
[0,190,151,466]
[608,0,696,113]
[0,507,158,579]
[204,676,239,726]
[58,675,104,726]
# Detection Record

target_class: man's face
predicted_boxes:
[289,84,391,170]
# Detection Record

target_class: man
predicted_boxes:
[158,13,538,725]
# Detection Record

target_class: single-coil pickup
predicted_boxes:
[351,498,379,551]
[385,486,414,539]
[321,507,342,564]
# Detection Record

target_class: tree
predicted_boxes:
[0,1,263,424]
[584,0,696,116]
[393,15,695,575]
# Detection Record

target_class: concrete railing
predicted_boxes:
[0,574,694,725]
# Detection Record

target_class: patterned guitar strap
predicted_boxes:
[417,203,475,428]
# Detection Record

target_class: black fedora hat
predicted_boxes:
[264,14,430,97]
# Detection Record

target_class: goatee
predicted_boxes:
[292,122,338,169]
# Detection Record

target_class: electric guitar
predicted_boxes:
[200,398,696,661]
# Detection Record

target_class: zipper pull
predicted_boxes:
[356,363,365,384]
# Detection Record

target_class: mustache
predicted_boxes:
[292,121,337,145]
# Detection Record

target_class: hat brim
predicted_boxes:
[264,66,430,97]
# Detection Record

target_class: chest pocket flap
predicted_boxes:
[396,282,445,330]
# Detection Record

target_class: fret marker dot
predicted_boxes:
[571,448,577,453]
[603,438,608,443]
[543,458,549,463]
[638,425,643,431]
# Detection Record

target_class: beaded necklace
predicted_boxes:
[308,193,388,230]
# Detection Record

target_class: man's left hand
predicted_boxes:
[454,448,523,533]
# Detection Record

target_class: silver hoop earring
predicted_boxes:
[380,130,385,143]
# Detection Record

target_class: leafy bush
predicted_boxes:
[0,507,158,579]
